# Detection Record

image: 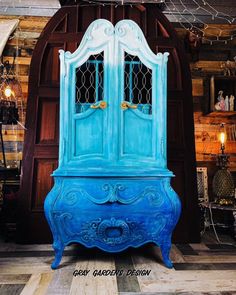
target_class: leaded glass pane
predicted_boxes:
[124,53,152,114]
[75,53,104,113]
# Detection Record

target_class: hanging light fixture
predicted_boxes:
[0,53,24,168]
[212,123,235,206]
[0,57,22,125]
[4,85,12,98]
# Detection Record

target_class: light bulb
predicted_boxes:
[220,132,225,144]
[4,86,12,98]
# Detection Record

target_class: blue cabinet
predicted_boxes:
[44,19,181,269]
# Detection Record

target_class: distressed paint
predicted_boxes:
[44,19,181,270]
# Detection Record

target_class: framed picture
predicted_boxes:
[210,75,236,113]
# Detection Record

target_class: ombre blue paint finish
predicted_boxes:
[44,19,181,269]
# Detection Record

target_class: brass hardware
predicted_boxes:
[90,101,107,109]
[121,101,138,110]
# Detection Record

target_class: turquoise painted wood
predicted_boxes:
[44,19,181,269]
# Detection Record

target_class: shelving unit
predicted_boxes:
[210,75,236,113]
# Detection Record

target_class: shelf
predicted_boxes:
[206,111,236,117]
[213,76,236,81]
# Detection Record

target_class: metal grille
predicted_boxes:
[196,167,209,203]
[124,53,152,114]
[75,53,104,113]
[197,172,205,198]
[213,169,235,198]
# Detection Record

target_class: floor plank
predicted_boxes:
[189,243,210,251]
[174,263,236,270]
[0,274,30,284]
[33,273,54,295]
[20,274,42,295]
[0,284,25,295]
[139,279,236,293]
[0,241,76,252]
[152,270,236,280]
[115,253,140,293]
[69,255,118,295]
[175,244,198,256]
[183,255,236,263]
[169,245,186,263]
[47,266,75,295]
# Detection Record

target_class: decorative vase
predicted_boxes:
[212,154,235,205]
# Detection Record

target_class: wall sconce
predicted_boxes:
[212,123,235,205]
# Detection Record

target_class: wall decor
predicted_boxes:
[210,75,236,113]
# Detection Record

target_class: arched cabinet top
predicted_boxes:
[114,20,169,65]
[59,19,114,67]
[59,19,169,68]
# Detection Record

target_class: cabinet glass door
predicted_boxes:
[72,51,110,162]
[120,53,153,160]
[118,51,159,165]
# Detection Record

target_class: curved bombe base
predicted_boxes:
[50,239,173,270]
[44,176,181,270]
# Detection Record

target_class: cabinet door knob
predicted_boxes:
[90,101,107,109]
[121,101,138,110]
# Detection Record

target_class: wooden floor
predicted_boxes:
[0,231,236,295]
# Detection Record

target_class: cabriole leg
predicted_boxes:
[51,242,64,269]
[160,241,173,269]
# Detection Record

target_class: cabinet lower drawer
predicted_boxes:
[54,177,171,209]
[53,212,169,251]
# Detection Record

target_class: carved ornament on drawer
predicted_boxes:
[63,184,165,206]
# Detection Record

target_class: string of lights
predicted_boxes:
[163,0,236,44]
[196,0,235,23]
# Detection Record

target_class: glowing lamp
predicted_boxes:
[218,124,226,154]
[220,132,225,144]
[4,86,12,98]
[212,123,234,205]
